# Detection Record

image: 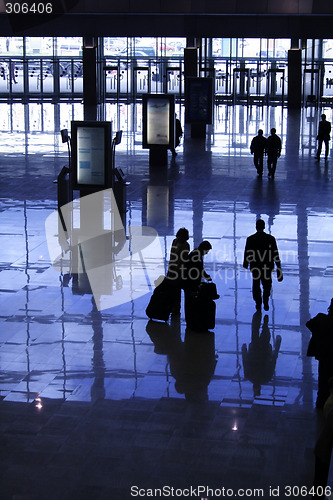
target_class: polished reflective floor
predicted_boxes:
[1,104,333,499]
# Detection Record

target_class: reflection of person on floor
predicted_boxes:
[175,329,217,402]
[171,115,183,157]
[266,128,281,179]
[243,219,283,311]
[242,312,281,397]
[313,377,333,498]
[167,227,190,314]
[316,113,331,161]
[306,298,333,408]
[250,129,267,177]
[145,318,217,402]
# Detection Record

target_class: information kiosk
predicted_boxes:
[142,94,175,166]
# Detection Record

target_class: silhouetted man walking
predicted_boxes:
[316,114,331,161]
[250,129,267,177]
[266,128,281,179]
[243,219,283,311]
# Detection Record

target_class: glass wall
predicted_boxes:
[0,36,333,105]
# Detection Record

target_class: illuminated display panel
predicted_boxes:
[71,121,111,190]
[77,127,105,185]
[142,94,175,149]
[147,98,170,146]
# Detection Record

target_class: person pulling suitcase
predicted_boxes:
[183,241,219,332]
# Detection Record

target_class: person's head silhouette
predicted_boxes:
[176,227,189,242]
[256,219,265,232]
[198,240,212,255]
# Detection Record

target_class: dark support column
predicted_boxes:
[288,49,302,110]
[190,123,206,138]
[83,36,98,121]
[149,147,168,167]
[184,47,198,80]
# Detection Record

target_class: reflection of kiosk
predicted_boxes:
[70,121,114,296]
[71,121,112,194]
[185,77,214,138]
[143,94,175,166]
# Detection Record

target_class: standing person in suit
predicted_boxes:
[250,129,267,177]
[266,128,282,179]
[167,227,190,314]
[243,219,283,311]
[316,114,331,161]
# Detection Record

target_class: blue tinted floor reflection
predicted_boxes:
[1,104,333,499]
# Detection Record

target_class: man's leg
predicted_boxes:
[316,139,323,159]
[267,155,272,176]
[324,138,329,159]
[252,274,262,309]
[262,272,272,311]
[271,157,277,178]
[257,154,263,176]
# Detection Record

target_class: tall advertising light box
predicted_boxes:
[71,121,112,191]
[142,94,175,166]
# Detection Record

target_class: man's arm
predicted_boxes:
[243,238,250,269]
[272,237,283,281]
[278,137,282,156]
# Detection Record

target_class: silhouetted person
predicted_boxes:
[242,312,281,397]
[146,319,217,402]
[171,115,183,156]
[266,128,281,179]
[167,227,190,314]
[184,240,212,293]
[316,114,331,161]
[306,298,333,408]
[243,219,283,311]
[250,129,267,177]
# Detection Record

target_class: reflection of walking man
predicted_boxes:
[243,219,283,311]
[250,129,267,177]
[316,114,331,161]
[266,128,281,179]
[242,312,282,397]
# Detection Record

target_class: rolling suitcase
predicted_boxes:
[145,278,174,322]
[185,281,219,332]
